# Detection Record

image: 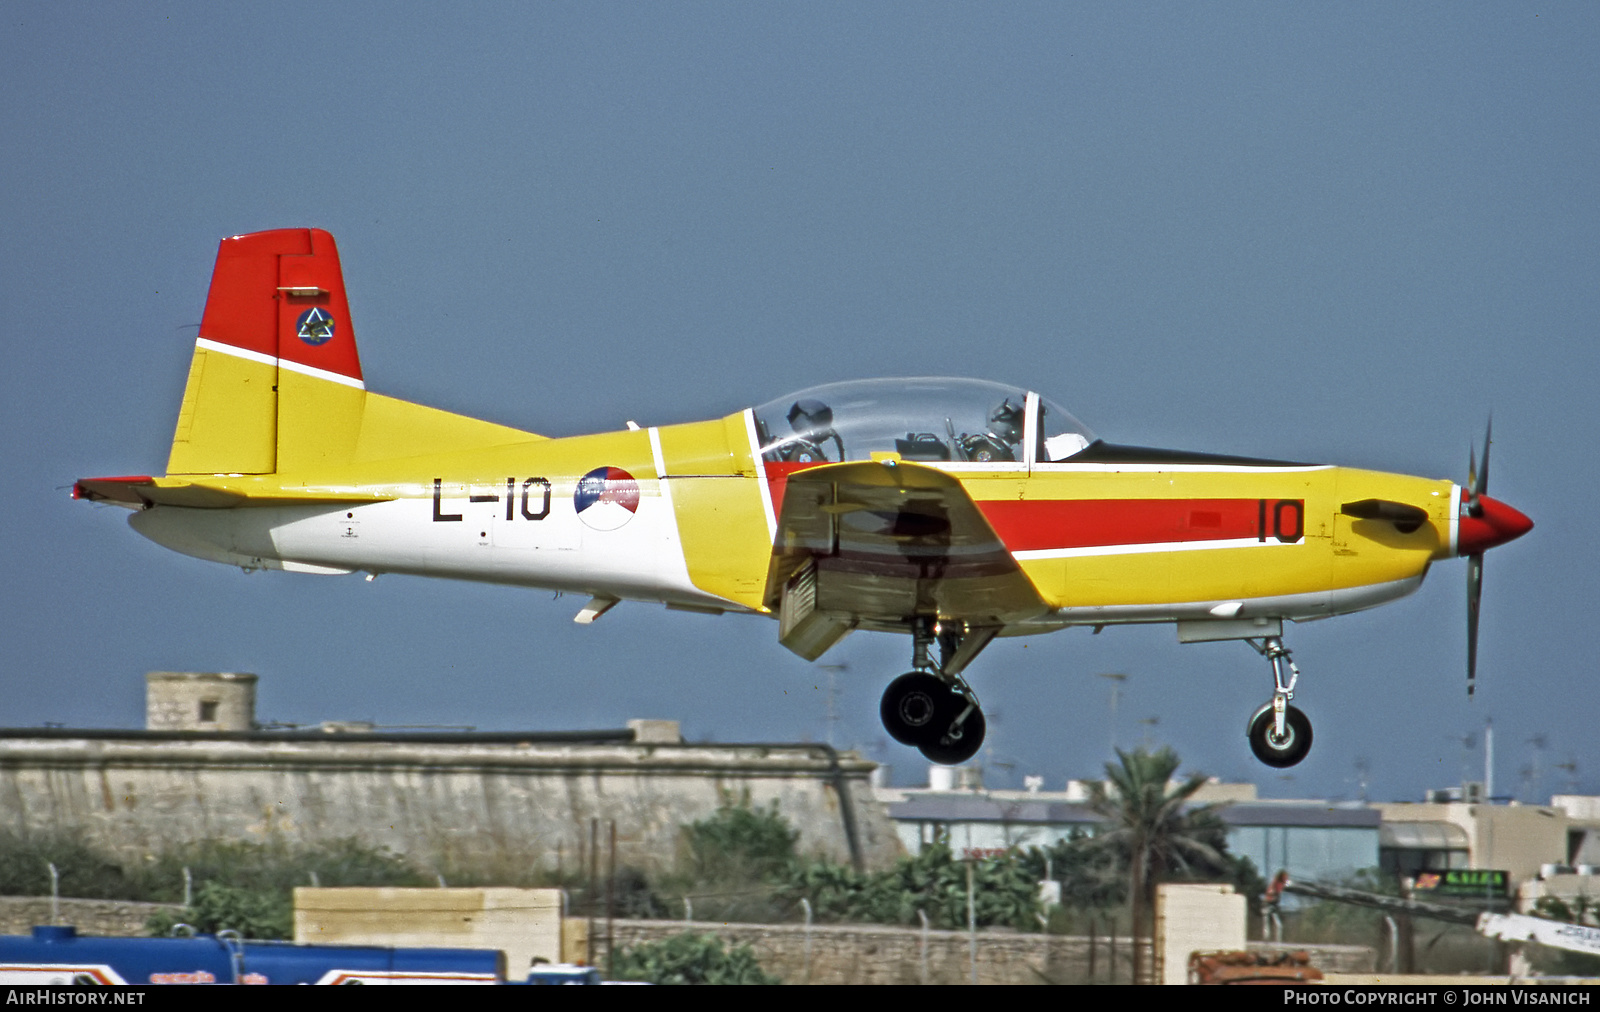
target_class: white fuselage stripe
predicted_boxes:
[744,409,777,540]
[1011,575,1428,628]
[195,337,366,390]
[1449,483,1462,555]
[648,426,668,478]
[1031,462,1335,474]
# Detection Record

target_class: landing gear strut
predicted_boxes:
[1244,636,1313,768]
[878,619,987,765]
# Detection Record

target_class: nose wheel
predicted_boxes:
[878,620,988,765]
[1247,701,1313,768]
[1244,636,1314,768]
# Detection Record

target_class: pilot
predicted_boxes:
[959,398,1024,462]
[782,399,844,462]
[788,399,832,440]
[989,398,1024,446]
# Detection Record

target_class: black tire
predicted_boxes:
[1247,704,1313,768]
[919,706,986,765]
[880,672,955,746]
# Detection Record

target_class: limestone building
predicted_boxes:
[144,671,257,732]
[0,673,899,876]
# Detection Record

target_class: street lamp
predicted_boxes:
[1096,672,1128,755]
[1138,715,1160,748]
[819,663,848,749]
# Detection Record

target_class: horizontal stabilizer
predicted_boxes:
[73,475,391,510]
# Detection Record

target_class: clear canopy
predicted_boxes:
[753,378,1095,466]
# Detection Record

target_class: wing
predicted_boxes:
[763,460,1049,660]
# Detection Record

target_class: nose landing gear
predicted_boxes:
[1244,636,1313,768]
[878,619,988,765]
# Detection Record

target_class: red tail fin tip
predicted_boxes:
[197,228,363,388]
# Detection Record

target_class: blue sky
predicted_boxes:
[4,3,1595,803]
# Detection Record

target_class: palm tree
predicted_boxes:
[1089,746,1228,984]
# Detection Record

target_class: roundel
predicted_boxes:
[574,467,641,531]
[295,307,336,346]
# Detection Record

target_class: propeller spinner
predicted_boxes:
[1457,421,1534,696]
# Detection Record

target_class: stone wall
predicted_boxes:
[0,897,178,938]
[0,734,898,875]
[0,897,1375,984]
[583,918,1376,985]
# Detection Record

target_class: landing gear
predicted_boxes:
[920,706,986,765]
[880,673,986,763]
[1244,636,1314,768]
[880,672,952,746]
[878,619,989,765]
[1247,702,1313,768]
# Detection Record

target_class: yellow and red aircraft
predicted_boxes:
[75,228,1533,768]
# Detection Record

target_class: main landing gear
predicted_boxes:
[1244,636,1313,768]
[879,619,988,765]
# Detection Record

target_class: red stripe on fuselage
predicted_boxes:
[978,498,1270,552]
[761,464,1290,554]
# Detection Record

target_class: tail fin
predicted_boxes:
[167,228,366,475]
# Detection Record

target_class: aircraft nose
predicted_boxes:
[1457,494,1534,555]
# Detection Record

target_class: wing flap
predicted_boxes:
[764,461,1048,630]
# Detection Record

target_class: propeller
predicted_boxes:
[1457,419,1533,697]
[1330,422,1527,699]
[1466,420,1488,696]
[1466,550,1482,696]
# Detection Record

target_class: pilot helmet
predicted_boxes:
[787,399,835,439]
[989,398,1024,443]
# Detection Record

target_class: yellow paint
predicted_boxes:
[153,339,1458,619]
[276,367,365,472]
[352,392,541,464]
[164,337,549,490]
[656,417,740,476]
[167,346,276,475]
[975,466,1452,608]
[281,427,654,497]
[657,414,774,610]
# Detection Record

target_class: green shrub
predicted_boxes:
[670,795,800,922]
[0,831,141,900]
[781,842,1044,930]
[613,932,780,985]
[142,837,427,902]
[683,795,798,884]
[0,832,429,940]
[1020,830,1126,913]
[146,881,293,940]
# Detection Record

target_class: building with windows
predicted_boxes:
[878,768,1600,911]
[878,774,1378,884]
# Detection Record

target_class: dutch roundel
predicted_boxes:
[574,467,640,531]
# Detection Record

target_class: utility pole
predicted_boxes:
[1485,718,1494,803]
[819,663,847,748]
[1097,673,1128,755]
